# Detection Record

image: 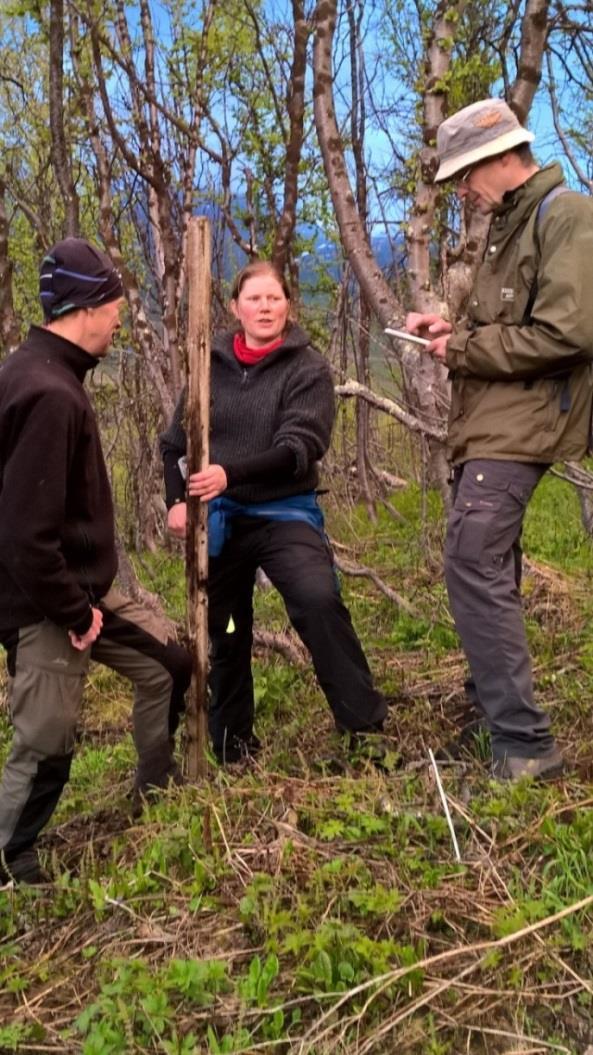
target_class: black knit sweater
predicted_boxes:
[0,326,117,634]
[160,324,336,506]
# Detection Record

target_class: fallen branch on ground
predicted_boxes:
[253,629,308,666]
[299,892,593,1052]
[333,554,418,617]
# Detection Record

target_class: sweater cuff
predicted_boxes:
[163,450,187,509]
[70,606,93,636]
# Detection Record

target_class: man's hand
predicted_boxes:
[188,465,228,501]
[69,606,103,651]
[167,501,188,539]
[406,312,453,362]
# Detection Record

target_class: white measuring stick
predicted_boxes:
[428,748,462,863]
[384,327,431,347]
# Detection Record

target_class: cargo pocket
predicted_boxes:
[10,621,88,755]
[445,462,539,572]
[446,491,505,568]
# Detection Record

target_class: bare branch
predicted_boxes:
[546,49,593,191]
[335,379,447,442]
[253,629,308,666]
[332,554,418,617]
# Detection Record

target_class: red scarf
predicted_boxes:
[233,332,284,365]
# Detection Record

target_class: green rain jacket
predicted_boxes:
[445,163,593,465]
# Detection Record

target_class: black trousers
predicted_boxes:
[207,517,386,753]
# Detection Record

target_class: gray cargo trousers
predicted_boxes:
[0,587,192,863]
[444,459,556,760]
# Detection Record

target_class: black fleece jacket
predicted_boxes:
[160,324,336,506]
[0,326,117,635]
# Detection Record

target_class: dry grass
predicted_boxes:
[1,558,593,1053]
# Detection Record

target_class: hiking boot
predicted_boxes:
[132,740,185,814]
[492,746,565,782]
[214,733,262,766]
[340,728,399,772]
[0,848,49,885]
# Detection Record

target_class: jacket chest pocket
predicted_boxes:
[473,237,534,324]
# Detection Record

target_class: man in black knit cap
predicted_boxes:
[0,238,192,884]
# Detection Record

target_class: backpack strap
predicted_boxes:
[522,184,571,325]
[536,184,571,226]
[523,184,573,411]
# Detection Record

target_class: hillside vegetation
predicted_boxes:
[2,477,593,1055]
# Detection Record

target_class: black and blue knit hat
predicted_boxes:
[40,238,124,321]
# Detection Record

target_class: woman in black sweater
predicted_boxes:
[160,261,386,763]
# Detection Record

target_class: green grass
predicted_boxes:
[524,470,593,575]
[2,475,593,1053]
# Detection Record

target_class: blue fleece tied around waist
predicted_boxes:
[208,492,325,557]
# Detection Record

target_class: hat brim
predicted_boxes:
[435,127,535,183]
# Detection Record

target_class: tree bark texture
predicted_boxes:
[272,0,310,278]
[313,0,400,328]
[313,0,448,487]
[49,0,80,236]
[185,217,211,781]
[446,0,551,316]
[404,0,463,490]
[0,178,19,357]
[509,0,550,124]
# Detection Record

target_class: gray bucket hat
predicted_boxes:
[434,98,535,182]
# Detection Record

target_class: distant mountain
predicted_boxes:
[194,199,406,284]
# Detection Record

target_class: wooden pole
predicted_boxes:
[185,217,211,779]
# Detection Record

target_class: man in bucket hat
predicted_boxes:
[0,238,192,884]
[407,98,593,780]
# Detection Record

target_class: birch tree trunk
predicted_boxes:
[313,0,448,487]
[402,0,464,492]
[49,0,80,236]
[509,0,549,123]
[272,0,310,281]
[446,0,551,315]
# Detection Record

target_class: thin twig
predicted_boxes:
[464,1023,571,1053]
[298,893,593,1049]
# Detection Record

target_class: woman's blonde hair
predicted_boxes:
[230,260,291,303]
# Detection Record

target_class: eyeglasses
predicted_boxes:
[455,152,505,184]
[456,164,475,184]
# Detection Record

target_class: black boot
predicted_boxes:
[0,848,49,885]
[132,740,184,814]
[335,722,399,771]
[214,733,262,766]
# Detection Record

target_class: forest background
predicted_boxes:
[3,1,593,1053]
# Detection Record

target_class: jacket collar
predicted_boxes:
[212,323,311,368]
[24,325,98,382]
[493,162,565,228]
